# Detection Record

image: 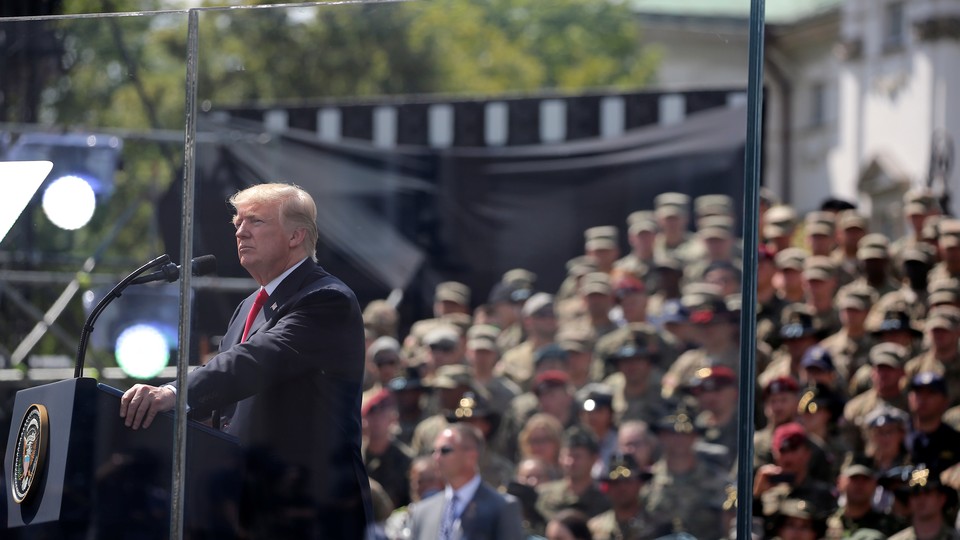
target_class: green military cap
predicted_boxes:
[836,283,876,311]
[435,281,471,305]
[584,225,619,250]
[802,255,836,281]
[868,342,908,368]
[774,247,807,271]
[856,233,890,260]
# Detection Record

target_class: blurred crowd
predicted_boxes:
[358,188,960,540]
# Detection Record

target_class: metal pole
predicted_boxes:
[170,9,200,540]
[737,0,765,538]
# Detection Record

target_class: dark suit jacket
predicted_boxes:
[185,260,372,538]
[407,481,523,540]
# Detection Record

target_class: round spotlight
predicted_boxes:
[115,323,170,379]
[42,175,96,230]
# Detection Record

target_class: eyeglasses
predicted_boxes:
[433,445,456,456]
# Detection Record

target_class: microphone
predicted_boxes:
[130,254,218,284]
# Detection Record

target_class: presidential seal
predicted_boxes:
[11,403,48,504]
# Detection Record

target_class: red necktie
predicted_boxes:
[241,289,269,342]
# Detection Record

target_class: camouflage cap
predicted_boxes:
[922,215,944,241]
[857,233,890,260]
[698,215,735,240]
[502,268,537,289]
[902,245,935,265]
[694,194,734,217]
[926,305,960,332]
[838,210,868,231]
[628,211,658,235]
[585,225,619,250]
[774,247,807,271]
[556,326,594,354]
[803,256,836,281]
[836,284,875,311]
[759,186,780,206]
[939,219,960,248]
[868,342,908,368]
[904,188,938,216]
[804,211,836,236]
[423,324,461,348]
[435,281,471,305]
[429,364,474,390]
[928,277,960,306]
[764,205,798,237]
[566,256,599,277]
[654,192,690,215]
[580,272,613,296]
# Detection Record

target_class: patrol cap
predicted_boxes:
[368,336,402,363]
[774,248,806,271]
[423,324,461,349]
[804,211,836,237]
[928,277,960,306]
[864,405,909,428]
[429,364,474,390]
[926,305,960,332]
[841,463,876,479]
[566,256,599,278]
[466,323,500,342]
[908,371,948,394]
[800,345,835,372]
[868,342,907,369]
[836,284,875,311]
[698,219,734,241]
[694,194,733,217]
[902,245,935,265]
[857,234,890,261]
[585,226,619,250]
[803,256,836,281]
[763,376,800,399]
[763,205,798,238]
[502,268,537,290]
[922,215,944,242]
[556,326,594,354]
[361,388,395,417]
[654,192,690,217]
[628,211,658,235]
[533,369,571,396]
[848,529,887,540]
[522,292,555,318]
[466,333,499,353]
[435,281,471,305]
[904,188,937,216]
[773,422,808,452]
[689,366,737,393]
[602,453,652,483]
[838,210,868,231]
[533,343,570,367]
[939,219,960,248]
[580,272,613,296]
[577,383,615,412]
[654,255,684,272]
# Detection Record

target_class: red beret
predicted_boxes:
[764,376,799,398]
[534,370,571,395]
[773,422,808,453]
[361,388,394,417]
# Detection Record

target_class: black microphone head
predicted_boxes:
[191,254,217,277]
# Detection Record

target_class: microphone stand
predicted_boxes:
[73,254,172,378]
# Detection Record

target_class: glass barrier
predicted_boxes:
[0,2,776,539]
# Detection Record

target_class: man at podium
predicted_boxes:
[119,183,372,539]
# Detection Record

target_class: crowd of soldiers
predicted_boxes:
[358,187,960,540]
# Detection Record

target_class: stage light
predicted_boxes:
[41,175,97,230]
[115,323,172,379]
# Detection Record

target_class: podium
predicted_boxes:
[4,377,242,539]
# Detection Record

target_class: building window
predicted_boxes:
[810,82,826,128]
[883,2,905,53]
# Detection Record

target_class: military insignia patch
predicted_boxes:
[11,403,49,504]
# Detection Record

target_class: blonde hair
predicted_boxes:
[518,413,564,462]
[229,183,319,261]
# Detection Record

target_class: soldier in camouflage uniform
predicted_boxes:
[826,463,906,539]
[830,210,869,287]
[652,192,702,266]
[903,306,960,407]
[929,219,960,283]
[687,366,740,471]
[643,405,732,540]
[760,304,823,390]
[802,255,842,338]
[763,204,799,254]
[535,426,612,524]
[588,453,669,540]
[888,467,960,540]
[600,325,668,426]
[615,211,657,286]
[496,292,557,391]
[819,284,878,386]
[661,286,740,400]
[464,324,521,415]
[842,343,910,454]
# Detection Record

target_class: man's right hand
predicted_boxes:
[119,384,176,430]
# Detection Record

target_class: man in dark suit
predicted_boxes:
[119,183,372,539]
[407,423,523,540]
